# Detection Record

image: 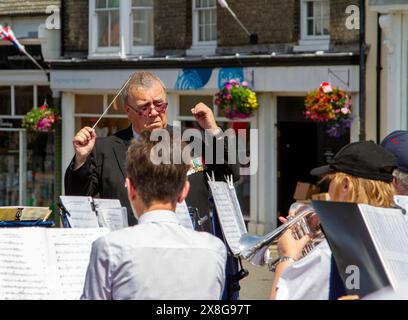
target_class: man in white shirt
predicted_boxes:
[81,133,227,300]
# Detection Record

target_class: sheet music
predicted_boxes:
[0,229,54,300]
[394,195,408,212]
[60,196,93,212]
[208,180,247,255]
[47,228,109,300]
[359,204,408,290]
[175,201,194,229]
[97,208,128,231]
[0,228,109,300]
[93,199,122,209]
[66,210,100,228]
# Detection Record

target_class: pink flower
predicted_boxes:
[242,81,249,87]
[341,107,350,115]
[229,79,237,85]
[321,82,333,93]
[40,105,47,110]
[225,83,232,91]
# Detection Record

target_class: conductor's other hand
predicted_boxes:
[73,127,96,170]
[191,103,218,132]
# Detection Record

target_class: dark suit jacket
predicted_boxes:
[64,125,240,231]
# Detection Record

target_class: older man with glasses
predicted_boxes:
[64,71,240,229]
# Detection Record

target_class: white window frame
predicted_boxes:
[187,0,217,56]
[0,85,48,119]
[294,0,330,52]
[130,0,154,56]
[89,0,154,59]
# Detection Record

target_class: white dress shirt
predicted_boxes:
[276,240,331,300]
[81,210,227,300]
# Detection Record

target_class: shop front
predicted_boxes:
[51,62,359,235]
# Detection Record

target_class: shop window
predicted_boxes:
[15,86,34,115]
[75,95,104,114]
[37,86,53,107]
[179,95,214,117]
[107,94,125,115]
[75,93,129,137]
[0,86,11,115]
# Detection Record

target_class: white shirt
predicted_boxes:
[81,210,227,300]
[276,240,332,300]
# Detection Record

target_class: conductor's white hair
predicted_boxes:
[121,71,166,104]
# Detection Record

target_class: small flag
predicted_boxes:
[0,24,25,52]
[0,24,45,72]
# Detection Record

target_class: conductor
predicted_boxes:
[64,71,240,230]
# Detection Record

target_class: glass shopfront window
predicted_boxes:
[75,94,129,138]
[0,85,55,209]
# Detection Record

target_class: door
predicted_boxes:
[277,97,349,219]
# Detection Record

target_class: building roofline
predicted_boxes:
[49,52,360,70]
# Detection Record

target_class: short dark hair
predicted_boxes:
[126,131,190,206]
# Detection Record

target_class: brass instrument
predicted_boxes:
[238,202,325,267]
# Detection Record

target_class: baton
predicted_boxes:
[92,76,132,129]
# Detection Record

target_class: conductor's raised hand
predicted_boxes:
[73,126,96,170]
[191,103,218,132]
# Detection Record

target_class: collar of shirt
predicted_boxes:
[132,127,141,141]
[137,210,179,225]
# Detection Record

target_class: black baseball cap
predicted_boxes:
[381,131,408,173]
[310,141,397,182]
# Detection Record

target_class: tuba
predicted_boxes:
[238,202,325,267]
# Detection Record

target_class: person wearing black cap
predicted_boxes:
[381,131,408,195]
[270,141,397,300]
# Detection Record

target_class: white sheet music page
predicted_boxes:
[0,228,54,300]
[47,228,109,300]
[359,204,408,290]
[394,195,408,211]
[97,208,128,231]
[208,180,247,255]
[93,199,122,209]
[60,196,99,228]
[60,196,93,212]
[175,201,194,229]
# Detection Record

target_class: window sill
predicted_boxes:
[293,39,330,52]
[186,44,217,56]
[88,52,124,60]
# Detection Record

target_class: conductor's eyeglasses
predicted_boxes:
[126,101,168,118]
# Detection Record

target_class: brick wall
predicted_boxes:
[217,0,298,47]
[330,0,360,51]
[63,0,88,56]
[155,0,191,55]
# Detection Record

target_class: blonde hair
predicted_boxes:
[325,172,395,208]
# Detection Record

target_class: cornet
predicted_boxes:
[238,202,324,267]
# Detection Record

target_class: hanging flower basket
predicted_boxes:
[22,102,61,133]
[304,82,352,138]
[215,79,259,119]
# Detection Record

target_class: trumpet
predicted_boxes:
[238,202,324,267]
